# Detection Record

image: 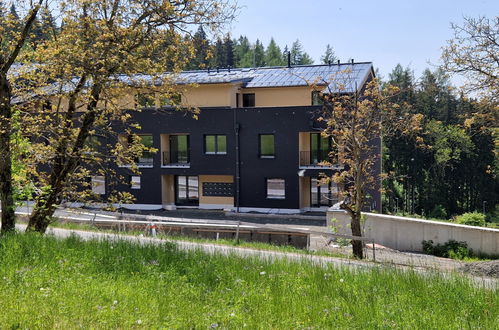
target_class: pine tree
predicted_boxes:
[190,26,210,69]
[254,39,265,67]
[265,38,284,66]
[321,44,337,64]
[289,39,313,65]
[212,38,225,68]
[224,34,234,67]
[282,45,289,65]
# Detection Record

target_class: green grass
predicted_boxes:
[49,220,350,259]
[0,233,497,328]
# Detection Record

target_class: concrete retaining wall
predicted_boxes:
[327,210,499,256]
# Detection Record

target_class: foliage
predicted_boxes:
[321,44,337,64]
[455,212,487,227]
[0,234,497,328]
[11,0,237,233]
[318,75,404,258]
[441,16,499,103]
[382,64,498,218]
[422,239,474,260]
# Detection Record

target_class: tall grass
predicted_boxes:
[0,233,497,328]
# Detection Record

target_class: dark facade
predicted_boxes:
[112,105,381,213]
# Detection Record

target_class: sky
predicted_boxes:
[227,0,498,82]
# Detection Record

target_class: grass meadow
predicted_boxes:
[0,233,497,328]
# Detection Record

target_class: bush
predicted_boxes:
[455,212,486,227]
[429,205,447,220]
[422,239,473,260]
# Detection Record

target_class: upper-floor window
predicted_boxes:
[205,135,227,154]
[242,93,255,107]
[259,134,275,158]
[137,134,154,166]
[136,93,155,108]
[159,93,182,107]
[312,91,324,106]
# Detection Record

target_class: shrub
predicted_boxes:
[422,239,473,260]
[429,205,447,220]
[455,212,486,227]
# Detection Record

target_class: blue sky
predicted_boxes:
[228,0,498,82]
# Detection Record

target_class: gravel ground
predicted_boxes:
[460,261,499,278]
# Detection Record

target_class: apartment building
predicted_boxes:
[105,62,380,213]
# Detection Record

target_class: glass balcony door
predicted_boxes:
[310,133,331,165]
[169,135,190,164]
[175,175,199,206]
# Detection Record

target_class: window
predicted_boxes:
[310,133,331,164]
[91,176,105,195]
[312,91,324,106]
[259,134,275,158]
[168,135,190,164]
[266,178,285,199]
[138,134,154,166]
[242,93,255,107]
[311,177,339,207]
[159,93,181,107]
[84,135,100,153]
[205,135,227,154]
[130,176,141,189]
[136,93,155,108]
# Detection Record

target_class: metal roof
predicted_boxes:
[170,62,373,93]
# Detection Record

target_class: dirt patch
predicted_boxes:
[460,260,499,278]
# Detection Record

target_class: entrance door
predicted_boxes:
[175,175,199,206]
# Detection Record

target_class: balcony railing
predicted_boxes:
[137,156,154,167]
[299,150,337,167]
[162,151,190,167]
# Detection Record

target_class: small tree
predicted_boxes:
[319,73,405,259]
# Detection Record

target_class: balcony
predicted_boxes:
[162,151,190,168]
[137,156,154,167]
[299,151,342,169]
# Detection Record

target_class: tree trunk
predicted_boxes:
[27,83,102,233]
[350,210,364,259]
[0,74,15,234]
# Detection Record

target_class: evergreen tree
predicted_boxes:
[264,37,284,66]
[289,39,313,65]
[224,34,234,67]
[189,26,210,69]
[234,36,254,68]
[253,39,265,67]
[212,38,225,68]
[321,44,337,64]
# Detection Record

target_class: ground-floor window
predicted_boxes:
[175,175,199,206]
[266,178,285,199]
[91,176,105,195]
[311,177,338,207]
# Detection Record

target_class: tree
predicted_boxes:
[24,0,236,233]
[188,26,210,70]
[264,38,284,66]
[321,44,337,64]
[320,72,408,258]
[234,35,251,67]
[253,39,265,67]
[442,16,499,104]
[224,34,235,68]
[290,39,313,65]
[0,0,44,234]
